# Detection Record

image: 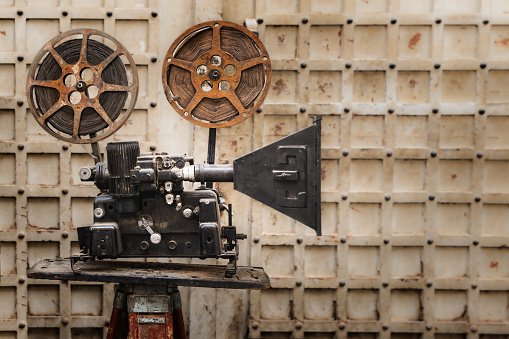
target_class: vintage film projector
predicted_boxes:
[27,22,321,278]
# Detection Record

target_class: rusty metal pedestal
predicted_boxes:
[28,258,270,339]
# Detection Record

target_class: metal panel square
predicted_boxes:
[351,116,384,148]
[71,285,103,316]
[354,26,387,59]
[440,116,475,149]
[303,289,336,320]
[264,26,298,60]
[262,245,295,277]
[435,247,469,278]
[482,204,509,236]
[390,290,422,321]
[348,247,380,277]
[442,71,477,103]
[394,116,428,149]
[353,71,386,103]
[0,110,14,140]
[266,71,298,104]
[397,72,430,104]
[260,289,293,320]
[443,26,478,59]
[436,203,471,235]
[437,160,473,192]
[309,71,342,103]
[304,246,337,278]
[434,290,468,320]
[391,247,423,278]
[347,289,379,320]
[350,160,384,192]
[27,198,60,230]
[398,26,432,59]
[27,285,59,316]
[349,203,381,236]
[392,203,425,235]
[393,160,427,192]
[0,287,16,319]
[309,26,342,60]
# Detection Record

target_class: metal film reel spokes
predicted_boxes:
[162,21,272,128]
[27,29,139,144]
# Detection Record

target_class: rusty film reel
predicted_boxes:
[162,21,272,128]
[27,29,138,144]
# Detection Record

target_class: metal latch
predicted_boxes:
[273,145,307,208]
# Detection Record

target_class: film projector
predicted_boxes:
[27,22,321,338]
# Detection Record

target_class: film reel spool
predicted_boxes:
[162,21,271,128]
[27,29,139,144]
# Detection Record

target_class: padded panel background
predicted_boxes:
[0,0,509,338]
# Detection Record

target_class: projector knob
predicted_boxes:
[150,233,162,244]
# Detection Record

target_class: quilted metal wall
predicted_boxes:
[1,0,509,338]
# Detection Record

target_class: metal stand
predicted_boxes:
[107,284,186,339]
[28,259,269,339]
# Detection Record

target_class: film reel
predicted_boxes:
[27,29,138,144]
[162,21,271,128]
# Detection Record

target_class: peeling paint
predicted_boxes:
[408,33,421,50]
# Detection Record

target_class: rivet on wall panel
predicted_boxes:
[257,18,263,24]
[478,109,485,115]
[480,63,487,69]
[342,150,349,157]
[301,17,308,24]
[434,63,441,69]
[341,193,348,200]
[344,107,350,113]
[17,55,23,62]
[151,12,158,17]
[16,10,23,16]
[107,11,113,17]
[17,100,23,106]
[299,106,306,113]
[428,194,435,201]
[435,19,442,24]
[347,19,353,24]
